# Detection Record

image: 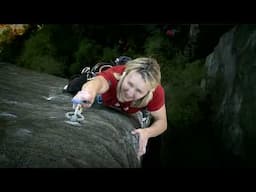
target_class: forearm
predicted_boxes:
[73,76,109,107]
[132,118,167,156]
[144,119,167,138]
[131,106,167,157]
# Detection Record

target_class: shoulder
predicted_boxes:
[111,65,126,73]
[97,65,125,76]
[153,85,165,96]
[147,84,165,111]
[152,85,165,103]
[97,65,126,87]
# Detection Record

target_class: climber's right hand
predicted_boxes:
[72,89,95,108]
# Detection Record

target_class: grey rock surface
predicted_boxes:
[204,25,256,166]
[0,63,140,168]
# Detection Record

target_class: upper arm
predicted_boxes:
[95,75,110,94]
[96,66,122,94]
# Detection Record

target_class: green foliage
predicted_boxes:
[144,32,165,58]
[122,48,138,58]
[102,47,119,61]
[27,55,65,76]
[160,52,189,84]
[17,26,66,76]
[0,28,29,63]
[49,25,78,55]
[0,40,21,63]
[162,57,206,129]
[72,38,101,71]
[70,44,118,76]
[68,62,83,76]
[0,26,31,62]
[144,31,176,61]
[18,27,56,67]
[0,28,12,44]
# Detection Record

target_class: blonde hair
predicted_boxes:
[115,57,161,108]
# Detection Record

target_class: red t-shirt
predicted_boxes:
[97,65,165,114]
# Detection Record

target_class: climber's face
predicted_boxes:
[119,71,150,102]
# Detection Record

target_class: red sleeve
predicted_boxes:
[147,85,165,112]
